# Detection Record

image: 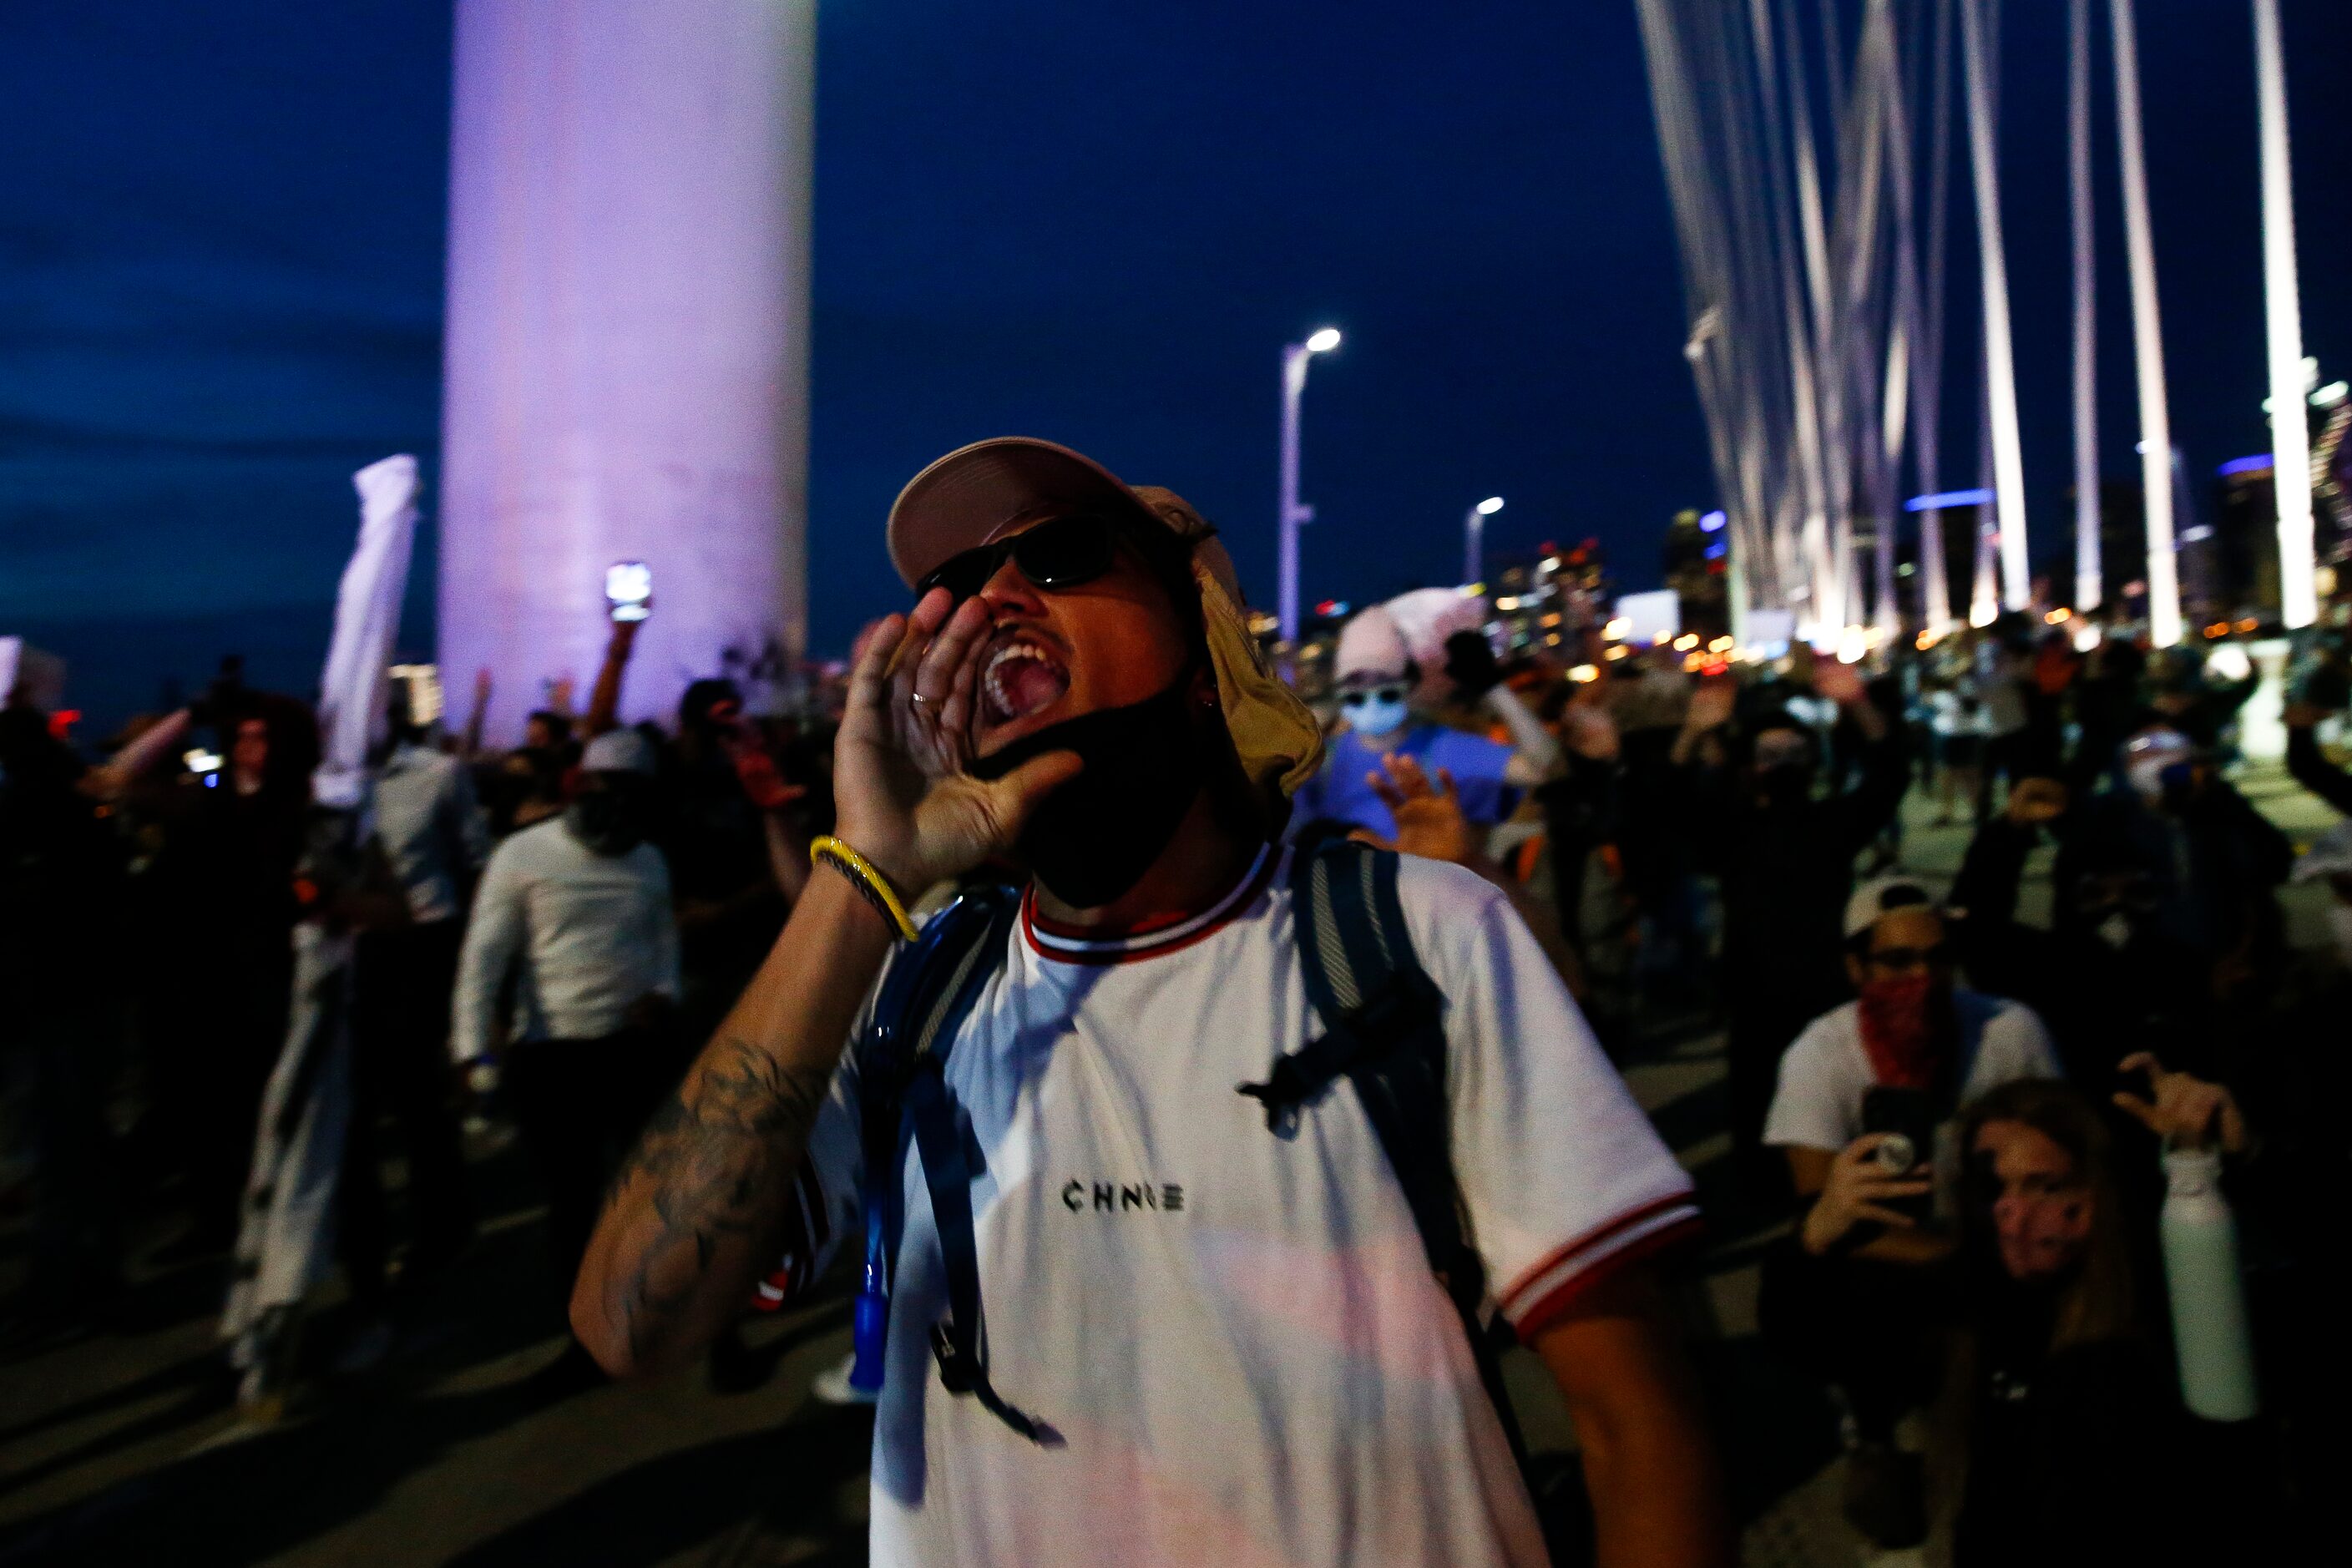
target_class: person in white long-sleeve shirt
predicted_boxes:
[451,752,678,1068]
[452,729,682,1377]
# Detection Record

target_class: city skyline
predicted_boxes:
[4,1,2349,728]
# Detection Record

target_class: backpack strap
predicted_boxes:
[1238,841,1531,1467]
[849,883,1055,1446]
[904,1060,1060,1444]
[856,887,1019,1292]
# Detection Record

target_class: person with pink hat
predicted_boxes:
[1292,599,1561,844]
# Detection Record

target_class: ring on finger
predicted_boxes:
[909,691,930,706]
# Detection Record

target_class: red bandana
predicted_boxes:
[1857,973,1942,1090]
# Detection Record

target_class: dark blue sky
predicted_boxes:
[4,2,2348,727]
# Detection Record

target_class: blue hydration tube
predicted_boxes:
[849,1195,890,1395]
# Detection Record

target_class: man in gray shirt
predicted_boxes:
[344,698,492,1302]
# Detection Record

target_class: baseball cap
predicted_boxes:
[1333,605,1413,690]
[582,729,656,776]
[1844,875,1940,939]
[2122,727,2194,798]
[893,439,1150,580]
[883,438,1323,817]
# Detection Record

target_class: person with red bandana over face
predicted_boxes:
[1755,877,2061,1550]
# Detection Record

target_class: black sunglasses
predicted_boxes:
[916,513,1146,605]
[1341,686,1408,706]
[1866,943,1950,971]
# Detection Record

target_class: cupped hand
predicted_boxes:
[830,589,1083,895]
[1801,1133,1932,1255]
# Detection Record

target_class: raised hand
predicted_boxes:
[2006,776,2068,827]
[726,732,807,813]
[1444,629,1505,702]
[1683,674,1737,734]
[831,588,1082,894]
[1562,701,1621,762]
[1800,1134,1933,1256]
[1358,751,1478,866]
[2112,1053,2248,1155]
[1812,656,1865,709]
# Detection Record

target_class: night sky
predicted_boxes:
[4,2,2348,732]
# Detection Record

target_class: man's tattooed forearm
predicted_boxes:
[597,1038,830,1363]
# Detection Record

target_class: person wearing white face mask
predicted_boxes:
[1292,603,1560,843]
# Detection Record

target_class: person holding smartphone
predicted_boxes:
[1757,877,2060,1548]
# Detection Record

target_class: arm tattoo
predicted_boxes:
[597,1037,830,1364]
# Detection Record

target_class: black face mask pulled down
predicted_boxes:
[565,781,653,857]
[966,682,1205,911]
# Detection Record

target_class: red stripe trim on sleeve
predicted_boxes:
[749,1157,830,1313]
[1505,1214,1707,1341]
[1495,1190,1701,1317]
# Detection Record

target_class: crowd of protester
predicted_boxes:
[4,559,2348,1562]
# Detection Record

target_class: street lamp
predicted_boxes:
[1464,496,1504,587]
[1277,327,1343,647]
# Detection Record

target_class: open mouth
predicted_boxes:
[979,631,1072,730]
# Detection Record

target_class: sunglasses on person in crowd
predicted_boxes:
[917,513,1181,605]
[1865,943,1949,972]
[1340,686,1408,709]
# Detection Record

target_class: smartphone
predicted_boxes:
[605,560,653,623]
[388,663,444,728]
[1860,1085,1936,1226]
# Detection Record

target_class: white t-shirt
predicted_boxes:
[776,846,1699,1568]
[1763,989,2061,1156]
[1927,688,1988,740]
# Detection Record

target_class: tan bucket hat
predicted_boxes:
[886,438,1323,812]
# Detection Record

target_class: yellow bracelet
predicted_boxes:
[809,835,920,942]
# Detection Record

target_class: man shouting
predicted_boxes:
[574,439,1727,1567]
